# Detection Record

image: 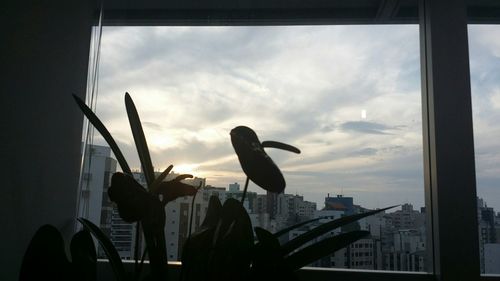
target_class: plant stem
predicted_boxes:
[135,248,148,281]
[188,190,198,237]
[240,177,250,204]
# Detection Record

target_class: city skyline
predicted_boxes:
[79,143,498,273]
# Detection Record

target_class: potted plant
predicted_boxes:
[20,93,396,281]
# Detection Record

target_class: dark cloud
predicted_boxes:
[142,121,162,131]
[340,121,396,135]
[351,147,378,156]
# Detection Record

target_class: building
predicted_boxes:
[477,198,499,273]
[228,182,240,192]
[484,243,500,274]
[78,144,129,258]
[324,194,355,214]
[383,229,426,271]
[385,203,425,230]
[274,194,317,230]
[78,144,116,233]
[109,208,138,260]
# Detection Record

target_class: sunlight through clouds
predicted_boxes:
[96,25,426,209]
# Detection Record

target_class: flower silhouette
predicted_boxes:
[230,125,300,193]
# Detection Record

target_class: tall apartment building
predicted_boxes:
[273,193,317,230]
[78,144,120,257]
[384,203,425,230]
[79,144,116,231]
[477,197,499,273]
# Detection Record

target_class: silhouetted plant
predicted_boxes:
[73,93,197,281]
[230,125,300,201]
[182,126,398,281]
[182,195,396,281]
[19,225,97,281]
[21,95,397,281]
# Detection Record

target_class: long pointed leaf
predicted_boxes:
[252,227,284,271]
[200,196,222,229]
[285,230,369,270]
[262,141,301,154]
[70,230,97,281]
[73,94,132,175]
[273,217,323,238]
[150,165,173,193]
[281,205,397,254]
[77,218,127,281]
[125,93,155,188]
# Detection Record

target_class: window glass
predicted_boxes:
[79,25,426,271]
[469,24,500,275]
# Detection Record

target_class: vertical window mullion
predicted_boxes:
[420,0,480,280]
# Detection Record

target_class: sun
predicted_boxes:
[172,163,199,175]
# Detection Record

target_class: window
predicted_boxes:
[87,24,426,272]
[69,2,500,278]
[8,1,500,281]
[469,24,500,275]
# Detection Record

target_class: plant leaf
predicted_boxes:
[251,227,294,280]
[262,141,301,154]
[70,230,97,281]
[209,199,254,279]
[19,225,71,281]
[200,195,222,229]
[73,94,132,175]
[124,92,155,188]
[150,165,173,193]
[156,180,197,204]
[77,218,127,281]
[285,230,370,270]
[108,172,153,222]
[230,126,286,193]
[281,205,398,254]
[273,217,323,238]
[174,174,194,181]
[180,227,216,281]
[253,227,282,264]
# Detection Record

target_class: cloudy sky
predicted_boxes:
[90,24,500,212]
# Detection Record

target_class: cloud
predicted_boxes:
[141,121,162,131]
[92,25,431,210]
[351,147,378,156]
[340,121,396,135]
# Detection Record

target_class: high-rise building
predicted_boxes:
[477,197,499,273]
[78,144,119,257]
[385,203,425,230]
[78,144,117,231]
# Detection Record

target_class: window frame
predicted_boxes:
[92,0,500,280]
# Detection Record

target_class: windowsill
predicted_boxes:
[96,259,434,281]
